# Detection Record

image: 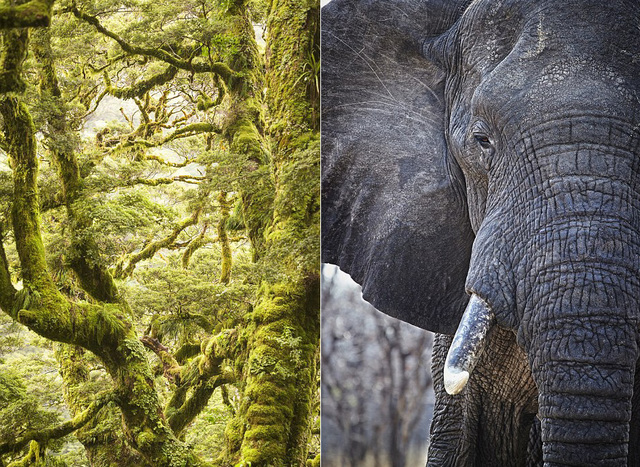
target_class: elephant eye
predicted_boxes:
[473,133,493,150]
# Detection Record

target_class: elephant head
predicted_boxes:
[322,0,640,464]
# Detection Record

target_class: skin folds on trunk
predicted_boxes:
[521,137,640,464]
[527,259,638,465]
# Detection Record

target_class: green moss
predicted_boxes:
[105,65,178,99]
[217,192,232,284]
[92,303,127,346]
[224,416,245,453]
[136,429,156,448]
[244,405,287,426]
[0,0,54,29]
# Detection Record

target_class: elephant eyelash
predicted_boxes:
[473,133,493,150]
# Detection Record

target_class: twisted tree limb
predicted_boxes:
[125,175,206,187]
[141,336,182,383]
[69,4,235,81]
[0,392,116,455]
[166,331,237,436]
[115,209,202,278]
[103,65,178,100]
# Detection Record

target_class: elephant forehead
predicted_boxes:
[458,1,640,84]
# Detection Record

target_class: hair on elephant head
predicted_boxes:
[322,0,640,465]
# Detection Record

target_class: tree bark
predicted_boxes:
[223,0,320,465]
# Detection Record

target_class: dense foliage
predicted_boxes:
[0,0,319,465]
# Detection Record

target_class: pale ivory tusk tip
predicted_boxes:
[444,367,469,395]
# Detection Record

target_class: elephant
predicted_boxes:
[321,0,640,465]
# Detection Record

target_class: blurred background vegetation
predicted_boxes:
[321,265,434,467]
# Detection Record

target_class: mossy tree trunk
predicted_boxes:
[0,25,209,467]
[30,28,153,465]
[221,0,274,264]
[223,0,320,465]
[218,191,232,284]
[0,0,55,29]
[55,345,149,466]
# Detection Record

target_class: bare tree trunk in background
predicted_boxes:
[322,266,434,467]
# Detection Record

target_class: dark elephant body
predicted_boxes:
[322,0,640,465]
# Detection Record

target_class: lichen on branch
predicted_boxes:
[115,208,202,278]
[103,65,178,100]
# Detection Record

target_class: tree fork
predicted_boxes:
[115,208,203,278]
[55,344,149,465]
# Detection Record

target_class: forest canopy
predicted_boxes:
[0,0,319,465]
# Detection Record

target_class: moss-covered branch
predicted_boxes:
[165,122,220,142]
[141,336,181,383]
[125,175,206,187]
[0,29,28,95]
[169,373,233,437]
[6,440,42,467]
[0,392,115,455]
[181,223,209,268]
[0,231,16,312]
[0,0,54,29]
[105,121,220,155]
[166,331,237,436]
[180,232,246,268]
[175,343,203,363]
[149,311,214,336]
[1,97,52,289]
[115,209,201,278]
[55,345,148,465]
[69,4,236,81]
[145,153,190,168]
[104,65,178,100]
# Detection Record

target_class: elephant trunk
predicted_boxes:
[536,357,634,464]
[523,217,640,465]
[531,298,637,463]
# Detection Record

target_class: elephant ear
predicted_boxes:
[321,0,475,334]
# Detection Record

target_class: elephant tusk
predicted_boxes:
[444,294,495,395]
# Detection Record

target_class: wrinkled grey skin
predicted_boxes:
[322,0,640,465]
